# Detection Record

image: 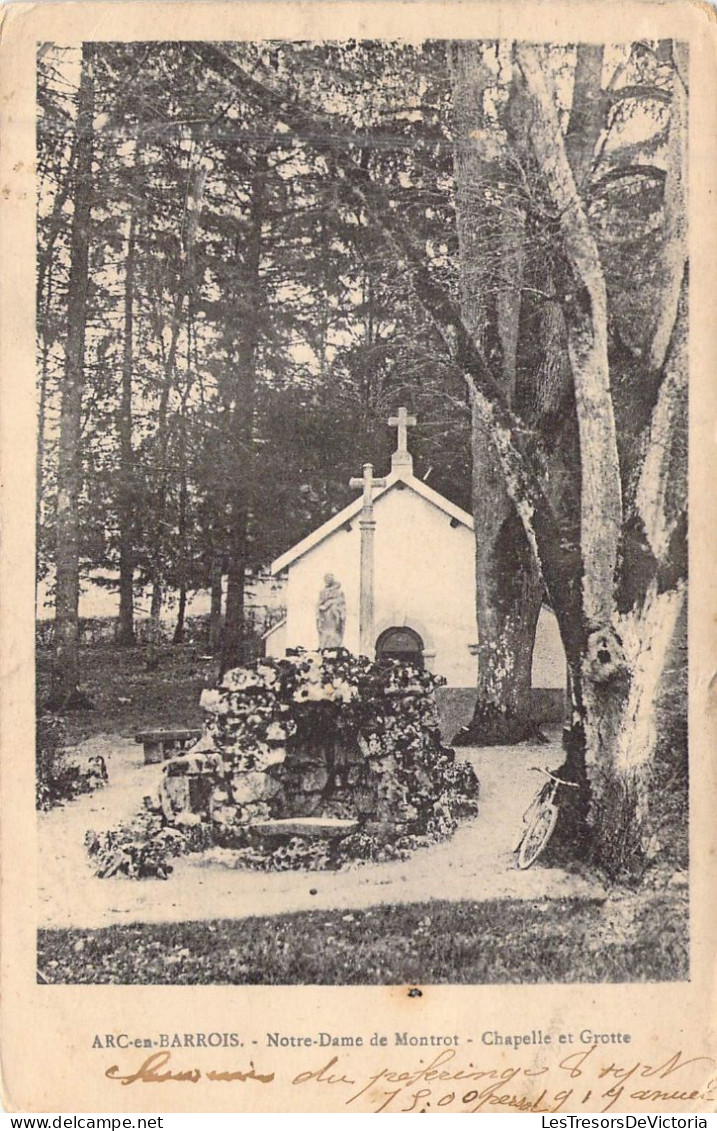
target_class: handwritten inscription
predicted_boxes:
[105,1052,274,1086]
[104,1046,717,1113]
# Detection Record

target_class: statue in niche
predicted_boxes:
[316,574,346,648]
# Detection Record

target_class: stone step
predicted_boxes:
[249,817,359,839]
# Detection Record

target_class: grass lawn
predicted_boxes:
[37,643,214,744]
[37,891,688,985]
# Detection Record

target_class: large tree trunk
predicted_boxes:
[468,533,543,742]
[145,151,209,669]
[117,201,137,645]
[50,43,94,707]
[221,507,249,676]
[450,41,544,744]
[36,313,51,613]
[173,583,187,646]
[581,293,687,875]
[516,43,628,857]
[146,582,163,670]
[518,44,622,632]
[514,43,687,875]
[144,289,183,670]
[172,450,189,646]
[209,554,223,654]
[219,150,266,676]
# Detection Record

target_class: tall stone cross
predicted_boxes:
[349,462,387,657]
[389,406,417,471]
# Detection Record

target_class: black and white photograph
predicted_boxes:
[33,33,690,988]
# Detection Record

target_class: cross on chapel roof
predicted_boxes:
[388,406,416,472]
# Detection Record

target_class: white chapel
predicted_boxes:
[265,409,565,695]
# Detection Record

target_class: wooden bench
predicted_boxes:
[135,728,202,765]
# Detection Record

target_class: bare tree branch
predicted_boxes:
[647,47,687,372]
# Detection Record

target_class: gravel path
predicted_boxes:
[38,733,605,930]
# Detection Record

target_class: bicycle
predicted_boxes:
[515,766,579,870]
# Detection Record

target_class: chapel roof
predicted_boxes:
[270,463,473,576]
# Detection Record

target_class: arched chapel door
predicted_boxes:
[375,626,424,668]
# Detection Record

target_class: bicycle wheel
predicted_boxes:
[516,803,559,870]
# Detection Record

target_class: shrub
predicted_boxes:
[37,714,108,810]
